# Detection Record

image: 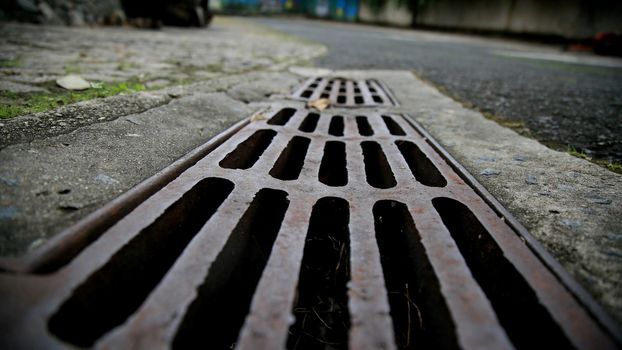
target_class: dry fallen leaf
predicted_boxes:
[56,74,91,91]
[250,112,267,122]
[307,98,330,111]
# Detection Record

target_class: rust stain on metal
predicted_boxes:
[0,97,619,350]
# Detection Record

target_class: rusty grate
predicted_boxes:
[0,107,620,349]
[291,77,398,107]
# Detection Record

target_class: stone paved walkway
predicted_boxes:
[0,17,325,256]
[0,18,323,147]
[1,18,320,87]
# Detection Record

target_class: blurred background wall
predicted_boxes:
[212,0,622,40]
[1,0,621,40]
[395,0,622,39]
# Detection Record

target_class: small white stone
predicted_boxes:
[28,238,47,251]
[95,174,120,185]
[480,168,501,176]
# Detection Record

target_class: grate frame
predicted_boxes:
[0,107,619,350]
[291,77,399,107]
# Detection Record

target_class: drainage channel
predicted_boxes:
[291,77,399,107]
[0,105,620,349]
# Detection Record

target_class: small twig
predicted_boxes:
[335,242,345,272]
[327,235,339,250]
[406,283,411,347]
[404,284,423,329]
[312,307,332,330]
[301,312,309,331]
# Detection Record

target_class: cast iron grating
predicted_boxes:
[0,107,619,350]
[291,77,399,107]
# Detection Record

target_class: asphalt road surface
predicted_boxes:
[254,18,622,163]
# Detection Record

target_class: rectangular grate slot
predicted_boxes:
[396,140,447,187]
[382,115,406,136]
[374,200,458,350]
[362,141,397,189]
[269,136,311,181]
[1,108,618,350]
[356,116,374,136]
[291,77,398,107]
[299,113,320,133]
[173,188,289,350]
[287,197,351,350]
[268,108,296,126]
[432,197,575,349]
[319,141,348,187]
[47,177,234,348]
[328,115,344,137]
[220,129,276,169]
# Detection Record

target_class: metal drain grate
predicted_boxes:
[0,107,620,349]
[291,77,399,107]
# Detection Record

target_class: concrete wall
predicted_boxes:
[359,0,622,39]
[358,0,412,27]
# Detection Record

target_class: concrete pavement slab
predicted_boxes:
[0,92,252,254]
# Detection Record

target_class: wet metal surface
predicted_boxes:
[0,101,619,349]
[291,77,398,107]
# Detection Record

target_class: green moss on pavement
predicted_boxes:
[606,162,622,173]
[0,58,23,68]
[567,146,622,174]
[0,80,145,119]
